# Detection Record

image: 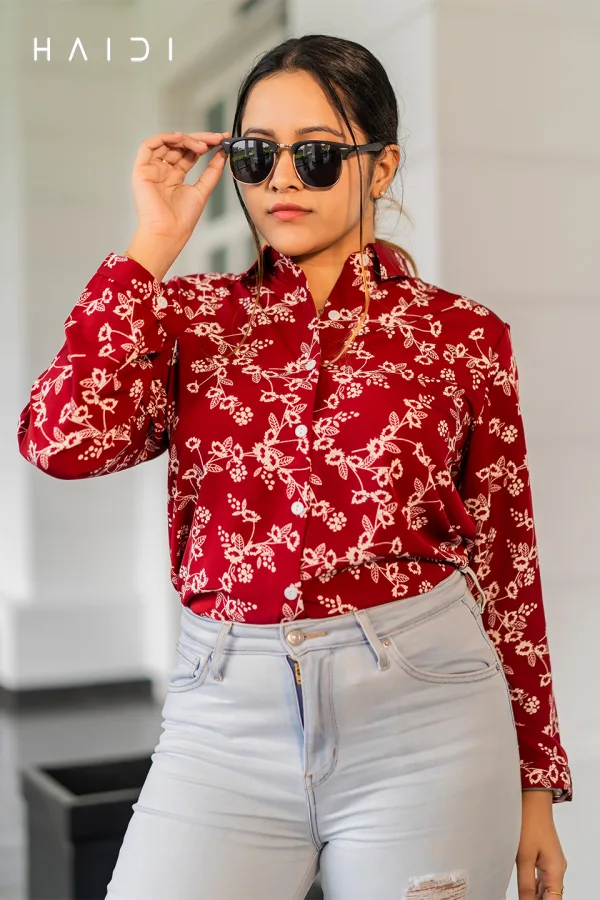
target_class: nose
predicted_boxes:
[268,145,302,190]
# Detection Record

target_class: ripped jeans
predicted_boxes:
[105,567,522,900]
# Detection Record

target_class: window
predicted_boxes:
[206,98,227,220]
[183,7,287,277]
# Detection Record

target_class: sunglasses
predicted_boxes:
[220,137,386,189]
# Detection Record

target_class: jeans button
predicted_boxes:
[286,629,305,646]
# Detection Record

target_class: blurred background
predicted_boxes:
[1,0,598,897]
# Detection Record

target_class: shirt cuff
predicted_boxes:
[522,787,571,803]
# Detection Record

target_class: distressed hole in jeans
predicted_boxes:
[403,870,468,899]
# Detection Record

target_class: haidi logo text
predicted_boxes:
[33,38,174,62]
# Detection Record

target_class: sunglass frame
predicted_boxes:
[220,137,386,187]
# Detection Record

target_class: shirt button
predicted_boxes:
[156,296,168,309]
[295,424,308,438]
[327,309,341,320]
[291,500,305,515]
[284,584,299,601]
[286,629,305,646]
[304,358,317,370]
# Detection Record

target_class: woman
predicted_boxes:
[17,33,571,900]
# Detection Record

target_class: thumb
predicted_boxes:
[192,140,228,207]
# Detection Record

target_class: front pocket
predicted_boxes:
[381,596,500,684]
[167,637,213,692]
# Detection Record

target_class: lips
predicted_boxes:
[269,202,310,213]
[269,204,312,221]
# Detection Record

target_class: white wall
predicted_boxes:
[290,0,599,895]
[1,0,244,695]
[1,0,287,698]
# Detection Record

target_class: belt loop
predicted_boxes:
[354,610,389,670]
[210,621,233,682]
[459,564,488,614]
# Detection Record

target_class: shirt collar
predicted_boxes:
[239,240,411,289]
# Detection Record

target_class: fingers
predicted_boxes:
[516,856,538,899]
[145,131,226,151]
[517,860,566,899]
[135,131,231,169]
[187,131,232,143]
[541,870,567,897]
[536,846,567,898]
[158,134,217,173]
[165,131,232,179]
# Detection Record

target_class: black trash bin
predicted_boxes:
[21,753,325,899]
[20,754,151,900]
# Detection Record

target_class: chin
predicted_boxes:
[263,230,317,256]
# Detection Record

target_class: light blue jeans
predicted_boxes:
[105,568,522,899]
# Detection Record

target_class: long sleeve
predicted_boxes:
[458,322,572,802]
[17,252,192,479]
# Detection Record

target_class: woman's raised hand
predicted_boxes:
[131,131,231,246]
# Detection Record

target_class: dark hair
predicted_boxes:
[226,33,417,366]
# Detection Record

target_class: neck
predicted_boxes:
[292,229,376,309]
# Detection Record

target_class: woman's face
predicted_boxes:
[236,70,397,259]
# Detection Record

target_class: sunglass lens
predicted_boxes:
[295,142,342,188]
[229,139,274,184]
[228,139,343,187]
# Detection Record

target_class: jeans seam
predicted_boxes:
[311,650,339,787]
[174,641,204,666]
[377,585,469,643]
[167,650,213,693]
[385,640,500,684]
[306,775,325,850]
[383,595,500,684]
[460,597,503,660]
[466,601,520,746]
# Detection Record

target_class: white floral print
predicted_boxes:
[17,240,572,802]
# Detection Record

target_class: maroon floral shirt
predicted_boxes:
[17,240,572,801]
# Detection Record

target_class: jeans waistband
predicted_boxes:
[178,564,486,683]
